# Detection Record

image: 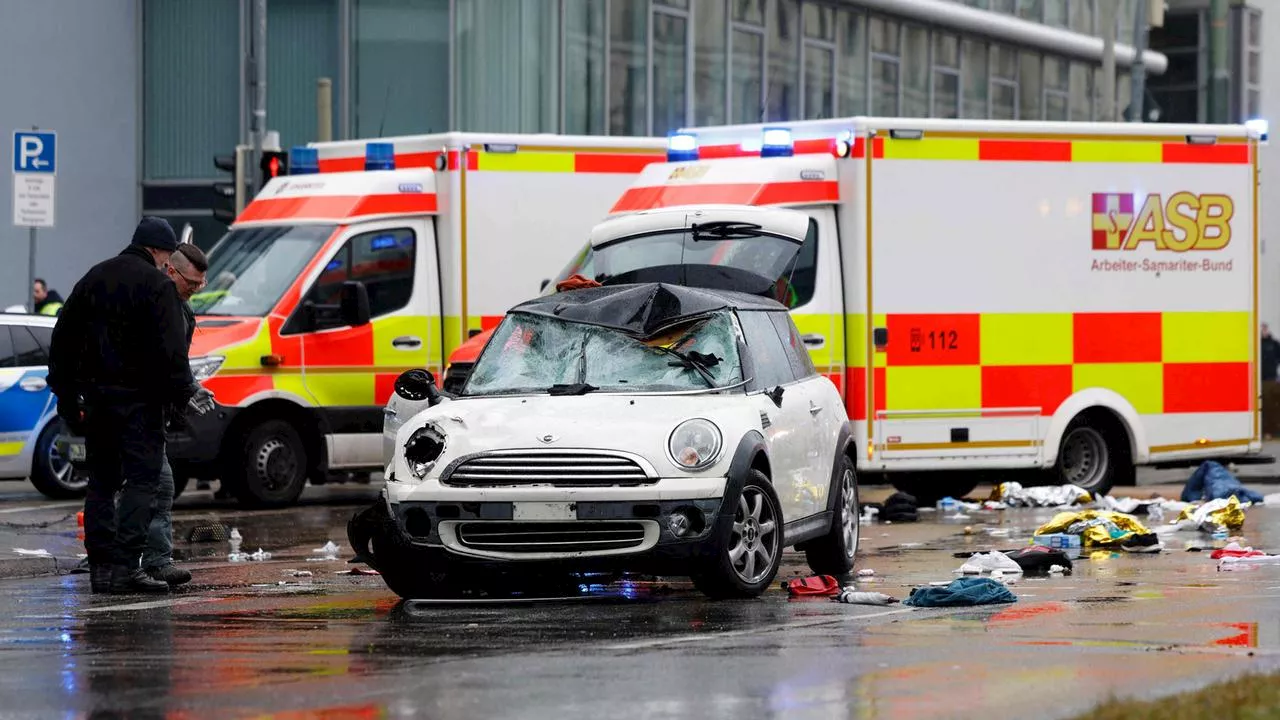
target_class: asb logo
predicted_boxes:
[1091,192,1234,251]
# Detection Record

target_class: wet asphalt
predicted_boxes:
[0,481,1278,720]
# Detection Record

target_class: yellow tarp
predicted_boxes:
[1034,510,1153,548]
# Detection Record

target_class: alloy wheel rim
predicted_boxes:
[728,487,779,584]
[841,468,858,559]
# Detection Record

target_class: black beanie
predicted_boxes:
[131,216,178,252]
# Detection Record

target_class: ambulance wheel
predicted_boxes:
[889,474,979,507]
[1055,413,1127,496]
[233,420,308,508]
[30,422,88,500]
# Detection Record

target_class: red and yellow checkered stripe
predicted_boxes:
[841,311,1252,421]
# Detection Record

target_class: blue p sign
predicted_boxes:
[13,132,56,174]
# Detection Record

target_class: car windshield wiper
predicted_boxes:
[649,345,720,388]
[692,221,764,241]
[547,383,599,396]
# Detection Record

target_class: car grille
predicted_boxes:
[455,521,650,554]
[442,452,653,487]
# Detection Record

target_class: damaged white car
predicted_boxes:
[351,209,858,599]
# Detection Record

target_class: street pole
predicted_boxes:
[251,0,268,193]
[1209,0,1230,123]
[317,77,333,143]
[1100,0,1118,122]
[27,125,37,313]
[1129,0,1149,121]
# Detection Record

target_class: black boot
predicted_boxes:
[146,564,192,586]
[109,565,170,594]
[89,564,114,594]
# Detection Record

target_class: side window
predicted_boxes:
[12,327,47,367]
[770,312,817,380]
[304,227,416,321]
[26,325,53,356]
[778,217,818,309]
[737,311,798,390]
[0,328,17,369]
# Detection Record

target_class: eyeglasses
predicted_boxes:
[172,268,207,291]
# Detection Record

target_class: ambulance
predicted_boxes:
[170,132,666,506]
[455,117,1264,500]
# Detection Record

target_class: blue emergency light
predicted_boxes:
[667,132,698,162]
[289,146,319,175]
[760,127,794,158]
[366,142,396,171]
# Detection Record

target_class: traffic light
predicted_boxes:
[258,150,288,191]
[212,147,246,225]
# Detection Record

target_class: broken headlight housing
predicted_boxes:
[403,423,447,479]
[668,419,722,471]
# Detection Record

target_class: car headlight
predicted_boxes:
[668,419,722,471]
[190,355,225,381]
[403,423,447,479]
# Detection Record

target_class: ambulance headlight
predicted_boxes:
[761,127,794,158]
[189,355,224,381]
[669,419,722,471]
[667,132,698,162]
[403,424,446,479]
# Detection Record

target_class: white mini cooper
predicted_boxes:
[351,207,858,599]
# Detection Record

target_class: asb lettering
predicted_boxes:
[1091,192,1233,252]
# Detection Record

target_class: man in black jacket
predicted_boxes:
[48,217,199,594]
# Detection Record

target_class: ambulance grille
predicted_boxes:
[442,451,653,487]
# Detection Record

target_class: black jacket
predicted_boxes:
[48,245,195,406]
[1264,336,1280,382]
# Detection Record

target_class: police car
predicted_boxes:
[0,311,87,498]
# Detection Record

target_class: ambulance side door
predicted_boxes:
[294,218,440,469]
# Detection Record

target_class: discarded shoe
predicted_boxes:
[110,566,169,594]
[89,564,113,594]
[146,564,192,586]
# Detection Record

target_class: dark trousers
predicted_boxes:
[83,399,166,567]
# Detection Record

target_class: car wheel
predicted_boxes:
[803,455,858,576]
[231,420,308,508]
[29,421,88,500]
[370,531,449,599]
[692,470,783,600]
[1056,417,1119,496]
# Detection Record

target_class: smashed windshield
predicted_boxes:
[463,311,745,397]
[548,218,814,306]
[190,224,336,316]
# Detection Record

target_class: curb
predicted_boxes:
[0,555,83,580]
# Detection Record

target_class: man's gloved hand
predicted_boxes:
[188,387,215,416]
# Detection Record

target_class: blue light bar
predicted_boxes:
[365,142,396,171]
[289,146,319,175]
[760,127,793,158]
[667,132,698,162]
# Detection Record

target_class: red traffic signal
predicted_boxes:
[258,150,288,189]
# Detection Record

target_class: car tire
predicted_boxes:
[692,469,784,600]
[370,531,449,599]
[1055,415,1123,496]
[803,455,858,576]
[231,420,308,508]
[29,421,88,500]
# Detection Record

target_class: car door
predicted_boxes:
[0,324,52,475]
[737,310,811,523]
[770,311,842,516]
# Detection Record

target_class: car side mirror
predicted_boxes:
[766,385,785,408]
[340,281,371,327]
[395,368,444,406]
[540,278,550,291]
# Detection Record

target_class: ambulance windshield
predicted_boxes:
[191,224,336,317]
[548,217,815,308]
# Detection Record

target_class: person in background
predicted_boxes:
[1262,324,1280,382]
[33,278,63,316]
[144,242,212,587]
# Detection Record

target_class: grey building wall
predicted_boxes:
[0,0,139,309]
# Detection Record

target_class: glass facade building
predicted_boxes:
[141,0,1251,232]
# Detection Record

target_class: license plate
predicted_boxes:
[68,440,86,462]
[512,502,577,521]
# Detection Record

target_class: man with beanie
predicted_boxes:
[48,217,200,594]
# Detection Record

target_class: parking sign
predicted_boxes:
[12,130,56,228]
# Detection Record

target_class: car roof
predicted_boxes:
[509,282,786,338]
[0,313,56,327]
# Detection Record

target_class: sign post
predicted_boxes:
[12,128,56,312]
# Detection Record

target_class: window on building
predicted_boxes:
[802,4,836,119]
[768,0,800,121]
[651,5,690,135]
[1147,10,1204,124]
[1069,62,1092,121]
[694,0,728,126]
[354,0,450,137]
[932,32,961,119]
[1245,9,1262,121]
[1116,0,1137,43]
[902,24,929,117]
[143,0,240,179]
[870,16,901,116]
[991,0,1016,13]
[1044,56,1069,120]
[991,44,1018,119]
[733,0,766,26]
[837,7,867,115]
[610,0,648,134]
[1019,52,1042,120]
[731,25,766,123]
[564,0,606,134]
[1069,0,1095,35]
[266,0,338,152]
[1044,0,1068,27]
[962,39,989,118]
[1016,0,1042,21]
[1116,73,1132,120]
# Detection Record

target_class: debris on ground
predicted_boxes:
[991,481,1091,508]
[1005,546,1075,575]
[229,548,273,562]
[1161,496,1248,535]
[834,590,898,605]
[1034,510,1159,551]
[307,541,341,562]
[956,551,1023,576]
[878,492,919,522]
[1209,541,1266,559]
[1181,460,1265,504]
[903,577,1018,607]
[857,568,876,577]
[285,569,314,577]
[12,548,51,557]
[783,575,841,597]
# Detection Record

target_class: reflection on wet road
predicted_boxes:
[0,488,1278,719]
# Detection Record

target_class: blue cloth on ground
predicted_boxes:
[903,577,1017,608]
[1180,461,1265,504]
